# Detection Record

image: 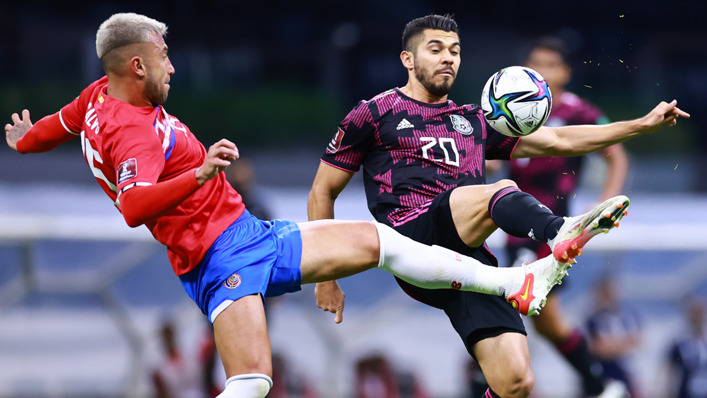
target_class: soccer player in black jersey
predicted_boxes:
[308,14,688,398]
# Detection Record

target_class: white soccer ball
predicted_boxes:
[480,66,552,137]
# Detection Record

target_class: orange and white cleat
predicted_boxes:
[549,195,630,263]
[506,255,574,316]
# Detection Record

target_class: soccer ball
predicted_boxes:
[480,66,552,137]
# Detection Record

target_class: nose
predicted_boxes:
[168,58,175,75]
[441,49,455,65]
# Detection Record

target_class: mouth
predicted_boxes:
[437,69,455,78]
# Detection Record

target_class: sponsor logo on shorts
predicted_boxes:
[451,281,462,290]
[118,158,137,184]
[223,273,242,289]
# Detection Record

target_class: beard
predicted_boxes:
[145,75,168,105]
[414,59,455,98]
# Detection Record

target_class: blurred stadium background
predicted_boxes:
[0,0,706,397]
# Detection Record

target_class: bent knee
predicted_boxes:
[489,364,534,398]
[503,368,535,398]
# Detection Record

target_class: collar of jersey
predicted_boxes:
[394,88,451,108]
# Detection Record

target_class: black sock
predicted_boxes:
[484,388,502,398]
[488,187,564,243]
[557,329,605,396]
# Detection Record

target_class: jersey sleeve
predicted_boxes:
[320,100,377,172]
[108,120,166,198]
[485,120,520,160]
[60,76,107,134]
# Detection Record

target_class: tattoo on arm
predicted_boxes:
[7,123,30,145]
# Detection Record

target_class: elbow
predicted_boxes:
[123,213,144,228]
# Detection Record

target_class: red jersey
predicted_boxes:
[58,77,245,275]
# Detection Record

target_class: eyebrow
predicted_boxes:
[427,39,461,47]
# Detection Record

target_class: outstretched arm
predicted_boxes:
[308,162,355,323]
[5,110,78,153]
[120,139,238,227]
[512,100,690,159]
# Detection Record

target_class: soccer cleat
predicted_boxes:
[549,195,630,263]
[506,255,574,316]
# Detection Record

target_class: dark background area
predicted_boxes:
[0,0,704,185]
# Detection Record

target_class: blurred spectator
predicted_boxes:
[355,354,428,398]
[198,321,225,398]
[586,276,641,398]
[268,353,319,398]
[152,320,207,398]
[226,158,272,221]
[669,298,707,398]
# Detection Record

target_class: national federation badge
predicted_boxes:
[450,114,473,135]
[223,273,242,289]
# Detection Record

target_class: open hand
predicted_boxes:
[639,100,690,135]
[5,110,33,151]
[196,139,239,185]
[315,280,345,324]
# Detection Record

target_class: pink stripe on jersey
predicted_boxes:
[476,112,488,140]
[489,186,521,218]
[373,169,393,194]
[508,135,522,160]
[390,199,434,226]
[333,145,365,168]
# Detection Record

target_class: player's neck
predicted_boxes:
[400,80,448,104]
[105,75,154,108]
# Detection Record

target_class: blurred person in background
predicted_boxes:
[355,354,429,398]
[586,276,641,398]
[309,13,685,398]
[226,158,272,221]
[152,319,207,398]
[488,37,630,398]
[669,298,707,398]
[267,353,319,398]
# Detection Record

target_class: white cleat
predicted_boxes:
[549,195,630,263]
[506,254,574,316]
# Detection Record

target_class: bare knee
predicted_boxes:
[496,365,534,398]
[490,179,518,191]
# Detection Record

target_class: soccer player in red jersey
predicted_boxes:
[500,37,631,398]
[3,13,577,398]
[309,14,688,398]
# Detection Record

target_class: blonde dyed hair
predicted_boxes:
[96,13,167,59]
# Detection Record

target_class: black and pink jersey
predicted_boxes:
[508,91,608,219]
[321,88,519,225]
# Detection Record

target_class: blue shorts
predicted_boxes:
[179,210,303,322]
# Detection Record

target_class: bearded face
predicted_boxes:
[413,56,456,98]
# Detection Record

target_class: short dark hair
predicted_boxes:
[525,36,569,63]
[402,14,459,52]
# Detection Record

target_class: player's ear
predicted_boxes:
[130,56,147,78]
[400,51,414,70]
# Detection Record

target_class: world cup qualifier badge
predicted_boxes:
[223,273,242,289]
[450,115,473,135]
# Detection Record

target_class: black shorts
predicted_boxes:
[386,189,526,356]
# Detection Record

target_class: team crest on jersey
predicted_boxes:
[327,128,345,153]
[118,158,137,184]
[450,115,473,135]
[223,273,242,289]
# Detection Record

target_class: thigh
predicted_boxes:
[450,180,517,247]
[297,219,380,284]
[213,294,272,378]
[473,332,532,392]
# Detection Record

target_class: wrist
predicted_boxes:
[194,167,207,186]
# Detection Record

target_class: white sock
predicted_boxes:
[218,373,273,398]
[373,222,523,297]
